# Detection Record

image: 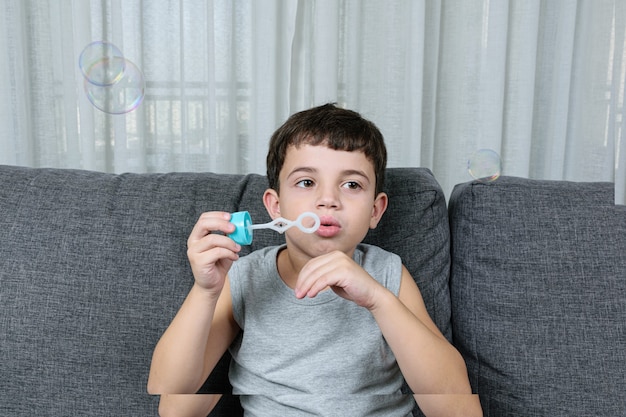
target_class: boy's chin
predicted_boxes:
[290,239,356,258]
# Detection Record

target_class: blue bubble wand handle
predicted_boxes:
[228,211,320,246]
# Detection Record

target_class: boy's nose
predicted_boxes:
[316,186,340,209]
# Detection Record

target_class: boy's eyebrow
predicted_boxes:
[286,166,317,179]
[340,169,372,182]
[288,166,316,174]
[287,167,371,182]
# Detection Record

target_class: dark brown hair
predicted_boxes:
[266,103,387,194]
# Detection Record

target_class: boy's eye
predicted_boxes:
[342,181,362,190]
[296,179,314,188]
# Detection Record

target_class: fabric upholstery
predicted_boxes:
[448,177,626,416]
[0,165,451,416]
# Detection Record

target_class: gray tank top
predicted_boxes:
[228,244,415,416]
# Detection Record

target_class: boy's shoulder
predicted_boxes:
[354,243,403,294]
[354,243,400,265]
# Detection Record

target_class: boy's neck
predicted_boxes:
[276,247,303,289]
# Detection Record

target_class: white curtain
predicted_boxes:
[1,0,624,204]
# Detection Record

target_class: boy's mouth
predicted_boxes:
[316,216,341,237]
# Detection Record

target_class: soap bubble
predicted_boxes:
[467,149,502,182]
[79,41,145,114]
[79,41,125,86]
[83,58,145,114]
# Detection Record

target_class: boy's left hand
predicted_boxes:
[294,250,383,310]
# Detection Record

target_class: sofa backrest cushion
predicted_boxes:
[0,165,451,417]
[448,177,626,416]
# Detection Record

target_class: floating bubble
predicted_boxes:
[467,149,502,182]
[83,58,145,114]
[79,41,125,86]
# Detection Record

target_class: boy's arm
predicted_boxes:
[371,266,483,416]
[158,394,221,417]
[148,211,241,395]
[147,279,239,394]
[295,251,482,416]
[414,394,483,417]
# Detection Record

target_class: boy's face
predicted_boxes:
[263,144,387,258]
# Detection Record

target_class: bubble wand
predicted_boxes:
[228,211,321,246]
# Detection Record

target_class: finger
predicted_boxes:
[187,212,235,244]
[296,256,342,298]
[188,244,240,278]
[294,257,325,298]
[188,232,241,257]
[191,246,240,269]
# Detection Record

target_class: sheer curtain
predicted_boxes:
[1,0,624,203]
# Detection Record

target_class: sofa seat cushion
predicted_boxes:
[0,165,451,416]
[448,177,626,416]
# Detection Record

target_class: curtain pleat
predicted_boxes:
[0,0,624,203]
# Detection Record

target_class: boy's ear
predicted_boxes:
[369,192,388,229]
[263,188,281,219]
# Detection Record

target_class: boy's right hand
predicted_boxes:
[187,212,241,296]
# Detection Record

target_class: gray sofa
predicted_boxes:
[1,164,624,416]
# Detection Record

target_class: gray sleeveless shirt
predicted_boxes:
[228,244,415,416]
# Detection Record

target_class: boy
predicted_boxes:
[148,104,482,416]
